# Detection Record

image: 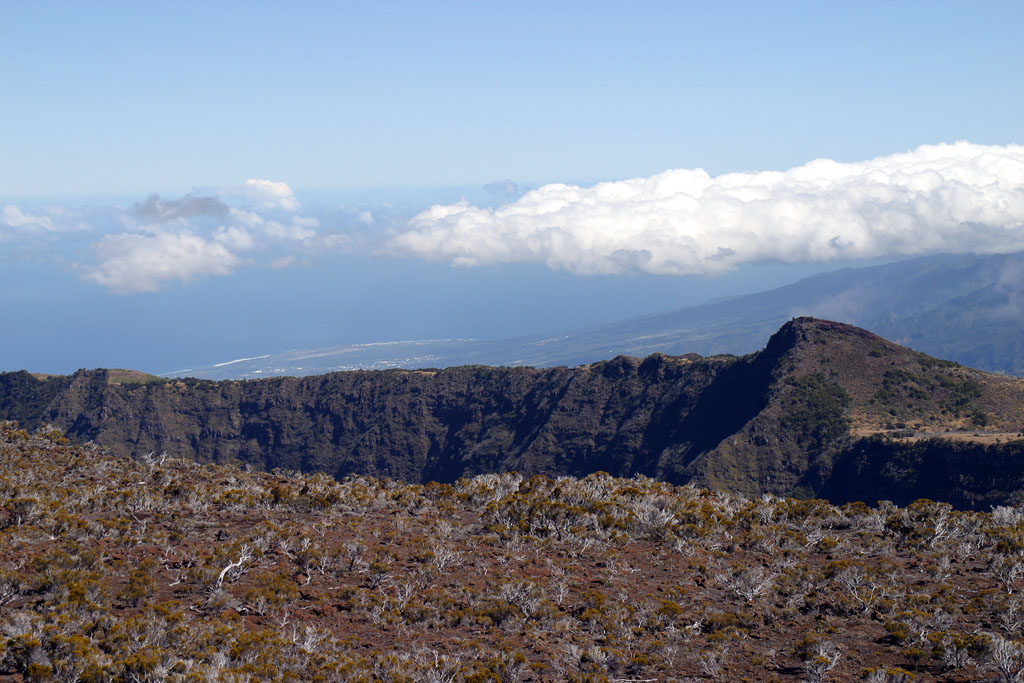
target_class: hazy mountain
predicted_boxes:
[6,318,1024,507]
[165,252,1024,380]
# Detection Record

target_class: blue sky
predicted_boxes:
[2,1,1024,373]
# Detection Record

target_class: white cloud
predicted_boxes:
[389,142,1024,275]
[214,225,255,251]
[310,233,353,250]
[237,179,300,211]
[292,216,319,229]
[269,255,299,269]
[134,193,229,222]
[2,204,56,232]
[83,231,241,293]
[74,180,332,291]
[1,204,93,247]
[263,219,317,242]
[228,207,266,227]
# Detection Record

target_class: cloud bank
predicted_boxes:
[390,142,1024,275]
[2,204,55,232]
[232,179,300,211]
[83,232,241,293]
[80,179,329,292]
[134,193,230,222]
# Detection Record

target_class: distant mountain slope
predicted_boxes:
[5,318,1024,507]
[165,252,1024,379]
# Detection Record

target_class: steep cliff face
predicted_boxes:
[5,318,1024,506]
[6,355,740,484]
[686,318,1024,500]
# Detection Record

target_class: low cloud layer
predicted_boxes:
[232,179,300,211]
[134,193,230,222]
[23,146,1024,295]
[1,204,93,250]
[2,204,54,232]
[390,142,1024,275]
[78,179,324,292]
[83,232,241,293]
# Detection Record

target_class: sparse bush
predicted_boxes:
[2,421,1024,680]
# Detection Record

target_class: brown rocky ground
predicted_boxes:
[4,422,1024,681]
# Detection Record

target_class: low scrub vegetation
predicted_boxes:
[4,421,1024,681]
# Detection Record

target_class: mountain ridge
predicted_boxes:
[5,317,1024,507]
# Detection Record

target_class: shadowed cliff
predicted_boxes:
[5,318,1024,507]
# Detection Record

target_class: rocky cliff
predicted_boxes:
[5,318,1024,507]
